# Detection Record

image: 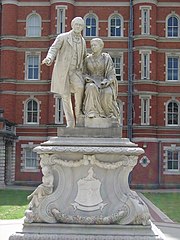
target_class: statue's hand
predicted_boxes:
[42,57,52,66]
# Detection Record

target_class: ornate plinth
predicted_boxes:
[9,127,164,239]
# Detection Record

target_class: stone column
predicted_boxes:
[0,137,6,186]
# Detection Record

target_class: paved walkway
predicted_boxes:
[0,187,180,240]
[138,191,180,240]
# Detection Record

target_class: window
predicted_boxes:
[167,15,179,38]
[166,101,179,126]
[167,56,179,81]
[26,54,40,80]
[140,51,150,80]
[140,6,151,35]
[140,96,150,125]
[167,150,179,171]
[109,14,123,37]
[26,13,41,37]
[55,97,64,124]
[84,14,97,37]
[112,56,123,81]
[25,99,39,124]
[56,6,66,34]
[25,148,38,169]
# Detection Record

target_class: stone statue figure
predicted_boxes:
[27,166,54,208]
[42,17,87,128]
[83,38,120,120]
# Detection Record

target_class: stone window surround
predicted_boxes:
[139,95,151,126]
[139,6,152,35]
[163,144,180,175]
[25,51,41,81]
[166,13,180,38]
[54,95,64,124]
[55,5,67,34]
[21,142,40,172]
[108,12,124,37]
[109,51,124,81]
[139,50,151,80]
[26,11,42,37]
[165,53,180,81]
[83,12,99,37]
[165,98,180,126]
[23,96,41,125]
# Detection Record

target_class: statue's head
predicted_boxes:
[90,38,104,52]
[71,17,85,33]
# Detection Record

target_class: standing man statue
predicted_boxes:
[42,17,87,128]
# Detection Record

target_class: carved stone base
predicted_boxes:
[9,222,164,240]
[85,117,119,128]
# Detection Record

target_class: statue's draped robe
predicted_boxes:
[83,53,119,118]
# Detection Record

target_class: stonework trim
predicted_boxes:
[2,0,129,7]
[133,0,157,5]
[2,0,50,6]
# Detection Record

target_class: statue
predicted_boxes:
[83,38,120,121]
[27,166,54,209]
[42,17,87,128]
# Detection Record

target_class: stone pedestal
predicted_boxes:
[9,127,164,239]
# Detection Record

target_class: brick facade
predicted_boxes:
[0,0,180,188]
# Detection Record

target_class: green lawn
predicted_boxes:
[0,189,180,222]
[143,192,180,223]
[0,189,32,220]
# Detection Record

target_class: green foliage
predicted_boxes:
[143,192,180,223]
[0,189,32,219]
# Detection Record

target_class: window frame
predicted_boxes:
[166,14,180,38]
[21,143,40,172]
[166,55,180,81]
[56,5,67,34]
[24,98,40,125]
[140,6,151,35]
[108,13,123,37]
[140,95,151,126]
[164,145,180,174]
[25,52,41,80]
[55,96,64,124]
[84,13,98,37]
[166,100,180,126]
[26,13,42,37]
[111,54,123,81]
[140,50,151,80]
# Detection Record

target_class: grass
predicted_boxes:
[0,189,32,220]
[0,189,180,222]
[143,192,180,223]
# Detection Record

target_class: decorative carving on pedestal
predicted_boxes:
[23,142,151,226]
[52,207,127,224]
[72,167,106,211]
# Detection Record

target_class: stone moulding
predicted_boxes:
[40,154,138,169]
[34,146,144,155]
[52,207,127,224]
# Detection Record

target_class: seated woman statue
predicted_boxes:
[83,38,120,121]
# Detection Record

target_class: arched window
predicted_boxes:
[26,13,41,37]
[109,14,123,37]
[166,101,179,125]
[25,99,39,124]
[84,14,98,37]
[167,15,179,38]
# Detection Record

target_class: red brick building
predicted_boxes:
[0,0,180,188]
